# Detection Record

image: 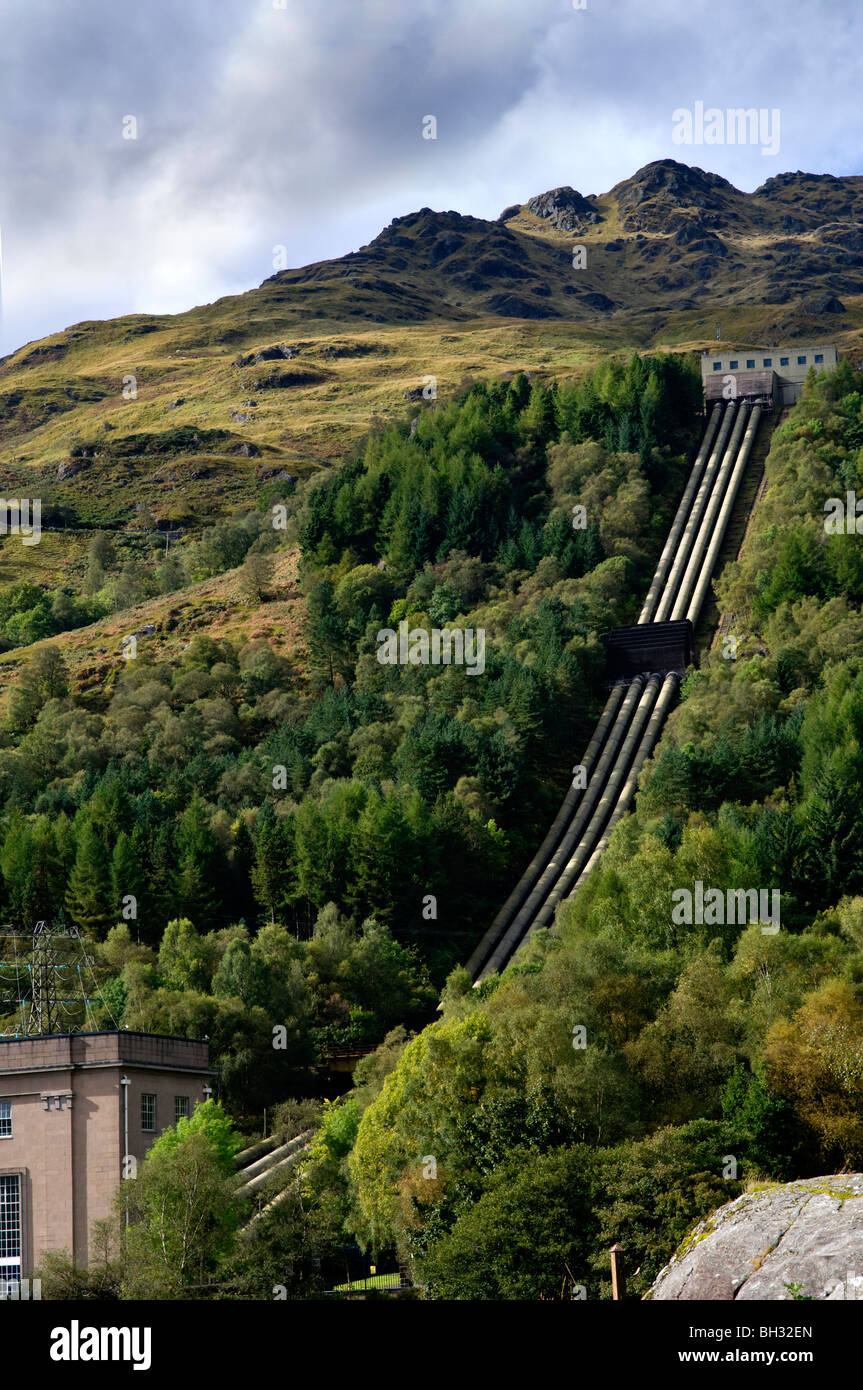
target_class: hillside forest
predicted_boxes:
[6,351,863,1297]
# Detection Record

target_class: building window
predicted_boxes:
[797,355,806,365]
[0,1174,21,1295]
[763,358,772,366]
[712,362,722,371]
[0,1103,10,1139]
[815,354,824,363]
[729,360,738,369]
[780,357,789,366]
[141,1094,156,1132]
[174,1097,189,1124]
[746,359,755,368]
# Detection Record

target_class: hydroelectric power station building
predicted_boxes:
[0,1030,215,1293]
[701,343,838,410]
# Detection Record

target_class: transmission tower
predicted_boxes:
[31,921,59,1035]
[0,918,117,1036]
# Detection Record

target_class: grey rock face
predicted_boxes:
[525,186,602,232]
[650,1175,863,1301]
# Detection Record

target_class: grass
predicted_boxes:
[331,1272,403,1291]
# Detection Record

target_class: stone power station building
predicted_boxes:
[0,1030,215,1291]
[701,344,838,409]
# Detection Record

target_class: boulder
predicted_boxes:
[650,1175,863,1301]
[800,292,846,315]
[256,465,296,484]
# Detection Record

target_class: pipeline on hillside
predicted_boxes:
[467,398,761,982]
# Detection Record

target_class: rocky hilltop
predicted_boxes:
[255,158,863,327]
[523,185,602,232]
[2,158,863,532]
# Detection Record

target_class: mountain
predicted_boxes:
[2,157,863,545]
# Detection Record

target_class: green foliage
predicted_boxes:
[65,814,113,937]
[721,1064,799,1179]
[415,1120,740,1300]
[306,1097,361,1165]
[7,359,863,1297]
[341,353,863,1278]
[37,1219,123,1301]
[217,1168,345,1300]
[119,1107,244,1298]
[295,360,695,599]
[417,1147,597,1300]
[158,918,219,992]
[147,1098,242,1173]
[588,1121,743,1298]
[0,583,100,653]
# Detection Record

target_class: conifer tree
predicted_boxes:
[110,831,144,927]
[65,817,113,938]
[176,795,221,927]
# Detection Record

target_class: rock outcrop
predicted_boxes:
[611,159,741,234]
[525,186,602,232]
[650,1175,863,1301]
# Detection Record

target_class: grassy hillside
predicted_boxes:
[3,160,863,538]
[0,548,304,704]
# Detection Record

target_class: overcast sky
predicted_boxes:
[0,0,861,355]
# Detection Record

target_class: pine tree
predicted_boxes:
[22,816,66,926]
[176,795,222,928]
[227,817,257,924]
[305,580,351,685]
[65,818,113,938]
[110,832,144,927]
[520,383,559,455]
[251,809,295,925]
